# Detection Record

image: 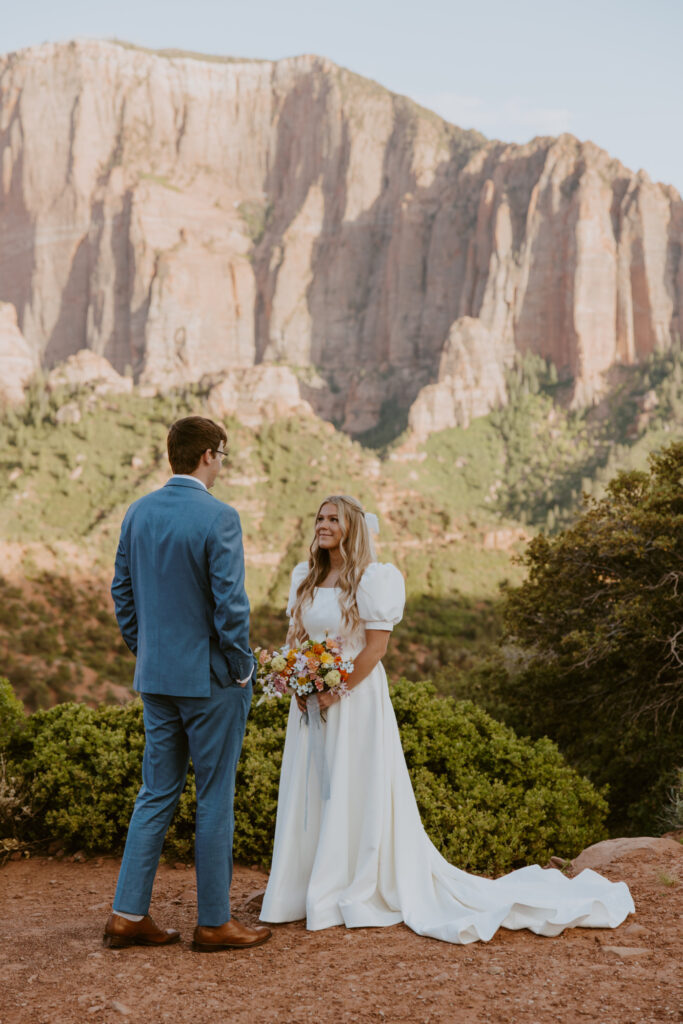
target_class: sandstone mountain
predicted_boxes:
[0,301,38,404]
[0,39,681,434]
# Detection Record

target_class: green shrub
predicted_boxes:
[501,441,683,834]
[1,682,607,874]
[237,199,271,245]
[0,677,26,749]
[391,681,607,872]
[16,701,146,850]
[0,679,33,845]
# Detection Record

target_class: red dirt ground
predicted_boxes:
[0,839,681,1024]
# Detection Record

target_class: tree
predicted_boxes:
[500,441,683,833]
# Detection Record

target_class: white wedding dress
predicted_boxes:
[260,562,634,944]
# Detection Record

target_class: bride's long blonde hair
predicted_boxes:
[289,495,376,643]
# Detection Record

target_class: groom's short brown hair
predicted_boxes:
[167,416,228,475]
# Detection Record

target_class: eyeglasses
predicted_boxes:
[211,448,228,460]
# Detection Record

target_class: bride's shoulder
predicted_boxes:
[358,561,404,588]
[286,562,310,618]
[291,561,309,584]
[356,562,405,628]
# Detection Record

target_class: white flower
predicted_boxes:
[293,653,309,674]
[291,678,313,696]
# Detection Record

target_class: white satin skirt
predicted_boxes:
[260,663,634,944]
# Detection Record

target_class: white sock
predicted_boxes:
[113,909,144,922]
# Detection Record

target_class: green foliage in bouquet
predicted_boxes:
[497,441,683,834]
[1,680,607,873]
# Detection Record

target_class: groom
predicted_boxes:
[104,415,271,952]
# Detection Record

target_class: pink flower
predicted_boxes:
[259,649,270,666]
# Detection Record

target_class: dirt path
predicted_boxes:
[1,841,681,1024]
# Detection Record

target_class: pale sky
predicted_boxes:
[4,0,682,193]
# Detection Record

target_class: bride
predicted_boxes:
[260,495,634,943]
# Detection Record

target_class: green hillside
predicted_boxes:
[1,343,682,714]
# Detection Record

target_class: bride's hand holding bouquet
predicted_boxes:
[255,637,354,719]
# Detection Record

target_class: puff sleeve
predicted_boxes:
[286,562,309,620]
[356,563,405,631]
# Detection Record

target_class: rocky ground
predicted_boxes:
[0,838,681,1024]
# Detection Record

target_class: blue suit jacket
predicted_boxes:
[111,477,255,697]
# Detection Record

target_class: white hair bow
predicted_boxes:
[365,511,380,535]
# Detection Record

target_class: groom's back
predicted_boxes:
[116,478,240,697]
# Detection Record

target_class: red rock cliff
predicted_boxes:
[0,40,680,431]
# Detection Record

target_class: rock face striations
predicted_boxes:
[0,40,681,432]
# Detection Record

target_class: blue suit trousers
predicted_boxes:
[114,680,252,926]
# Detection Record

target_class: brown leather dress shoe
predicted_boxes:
[192,917,272,952]
[102,913,181,949]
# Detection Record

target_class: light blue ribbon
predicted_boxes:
[303,693,331,831]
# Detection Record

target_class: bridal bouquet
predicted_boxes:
[255,638,354,706]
